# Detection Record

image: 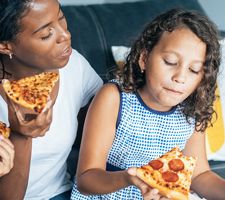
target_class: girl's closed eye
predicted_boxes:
[189,64,203,75]
[164,59,177,66]
[189,67,202,75]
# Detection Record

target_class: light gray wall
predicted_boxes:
[198,0,225,31]
[59,0,225,31]
[59,0,142,5]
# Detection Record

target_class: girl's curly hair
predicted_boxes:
[115,8,221,132]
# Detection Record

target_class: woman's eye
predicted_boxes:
[41,33,52,40]
[59,14,65,21]
[164,59,177,66]
[41,29,53,41]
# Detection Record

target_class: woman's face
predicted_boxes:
[10,0,71,72]
[139,28,206,112]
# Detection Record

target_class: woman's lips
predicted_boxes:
[59,46,72,59]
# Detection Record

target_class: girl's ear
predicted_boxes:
[138,50,148,71]
[0,41,13,56]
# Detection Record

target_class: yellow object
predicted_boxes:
[206,88,225,154]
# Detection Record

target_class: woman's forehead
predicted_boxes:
[19,0,60,33]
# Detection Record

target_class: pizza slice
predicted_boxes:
[0,121,10,138]
[137,147,197,200]
[2,72,59,113]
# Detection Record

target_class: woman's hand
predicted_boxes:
[127,168,170,200]
[6,96,54,138]
[0,136,15,177]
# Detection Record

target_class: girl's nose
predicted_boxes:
[172,68,186,84]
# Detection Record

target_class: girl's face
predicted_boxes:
[139,28,206,112]
[9,0,71,73]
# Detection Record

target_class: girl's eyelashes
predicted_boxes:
[189,67,202,75]
[189,69,199,74]
[164,59,177,66]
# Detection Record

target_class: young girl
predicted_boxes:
[71,8,225,200]
[0,0,102,199]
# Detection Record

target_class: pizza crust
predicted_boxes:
[136,147,196,200]
[3,72,59,113]
[137,167,188,200]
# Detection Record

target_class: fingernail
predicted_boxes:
[0,135,4,141]
[41,100,52,113]
[153,189,159,194]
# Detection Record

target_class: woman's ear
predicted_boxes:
[0,41,13,56]
[138,50,148,71]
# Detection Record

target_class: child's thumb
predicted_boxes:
[127,167,137,176]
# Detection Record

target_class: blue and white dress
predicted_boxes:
[71,90,195,200]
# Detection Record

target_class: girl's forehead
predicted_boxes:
[158,28,205,49]
[153,28,206,62]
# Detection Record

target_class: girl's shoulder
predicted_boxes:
[98,82,120,99]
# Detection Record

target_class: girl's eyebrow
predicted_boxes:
[32,3,61,34]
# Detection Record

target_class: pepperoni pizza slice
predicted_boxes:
[3,72,59,113]
[0,121,10,138]
[137,147,197,200]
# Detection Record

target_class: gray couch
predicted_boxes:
[62,0,225,179]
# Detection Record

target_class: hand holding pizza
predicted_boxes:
[127,167,169,200]
[0,122,14,177]
[6,97,54,138]
[0,72,59,138]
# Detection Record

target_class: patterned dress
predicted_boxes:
[71,91,195,200]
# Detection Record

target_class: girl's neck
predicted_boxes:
[138,86,173,112]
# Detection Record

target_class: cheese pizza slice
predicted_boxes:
[0,121,10,138]
[137,147,197,200]
[3,72,59,113]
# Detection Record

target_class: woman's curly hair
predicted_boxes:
[115,8,221,132]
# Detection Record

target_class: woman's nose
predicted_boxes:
[56,28,71,43]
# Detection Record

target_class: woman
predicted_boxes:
[0,0,102,199]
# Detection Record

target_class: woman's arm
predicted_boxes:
[0,79,57,199]
[183,130,225,200]
[0,132,32,200]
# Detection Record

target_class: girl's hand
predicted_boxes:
[6,96,54,138]
[0,136,15,177]
[127,168,170,200]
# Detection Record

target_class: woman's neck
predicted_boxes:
[1,55,58,80]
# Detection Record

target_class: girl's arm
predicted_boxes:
[183,130,225,200]
[0,132,32,200]
[76,84,150,195]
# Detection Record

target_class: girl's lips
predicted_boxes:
[59,46,72,59]
[164,87,183,94]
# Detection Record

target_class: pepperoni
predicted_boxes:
[168,159,184,171]
[148,159,163,170]
[162,171,179,182]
